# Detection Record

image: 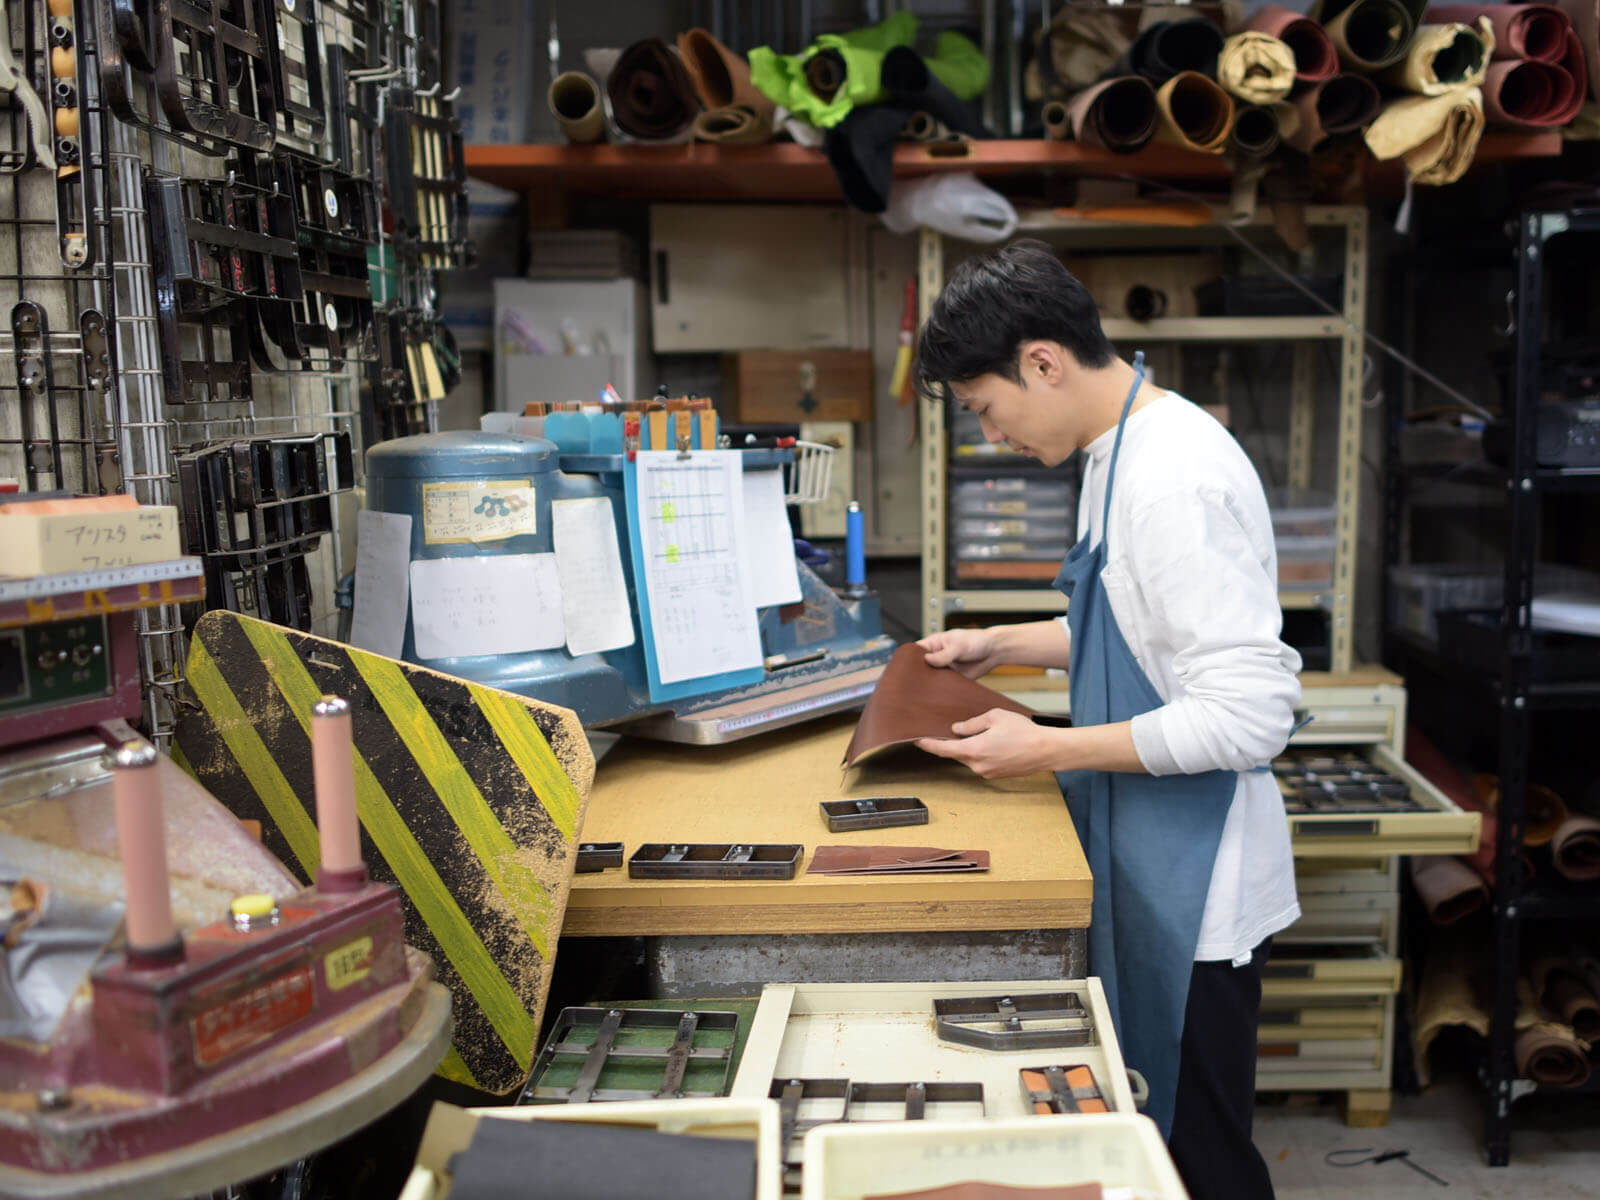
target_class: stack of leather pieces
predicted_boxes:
[1432,3,1588,126]
[808,845,991,875]
[844,643,1040,767]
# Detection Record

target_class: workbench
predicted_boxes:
[563,713,1092,995]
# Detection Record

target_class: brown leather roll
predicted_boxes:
[1409,854,1490,924]
[1285,72,1381,152]
[1431,3,1571,62]
[1379,20,1495,93]
[1551,812,1600,879]
[900,111,952,141]
[678,29,776,120]
[1321,0,1423,70]
[1152,71,1234,154]
[804,48,848,102]
[1245,4,1340,83]
[1041,99,1072,140]
[1515,1025,1592,1087]
[1556,0,1600,101]
[691,105,773,144]
[1229,103,1283,155]
[548,71,606,144]
[1063,75,1159,151]
[1533,958,1600,1040]
[606,37,701,141]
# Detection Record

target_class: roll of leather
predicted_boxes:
[1041,99,1072,140]
[606,38,701,141]
[691,105,773,144]
[678,28,775,122]
[1319,0,1424,71]
[1229,103,1282,155]
[1363,86,1486,185]
[1063,75,1160,151]
[1533,958,1600,1040]
[1245,4,1340,83]
[1285,72,1381,152]
[881,45,989,137]
[1431,3,1571,62]
[1551,811,1600,879]
[1111,19,1226,84]
[805,49,847,101]
[1483,45,1583,125]
[1152,71,1234,154]
[1472,774,1569,846]
[826,104,915,215]
[1555,0,1600,101]
[1515,1024,1592,1087]
[1218,33,1296,104]
[1409,854,1490,924]
[1030,7,1138,97]
[897,111,944,140]
[1379,20,1495,93]
[548,72,606,143]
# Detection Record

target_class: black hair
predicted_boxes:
[914,238,1115,398]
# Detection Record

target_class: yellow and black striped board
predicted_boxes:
[174,611,594,1096]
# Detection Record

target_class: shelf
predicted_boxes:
[937,588,1326,613]
[464,134,1561,203]
[1511,891,1600,921]
[1102,316,1344,341]
[1397,460,1600,493]
[1386,630,1600,711]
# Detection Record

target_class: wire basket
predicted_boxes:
[783,440,834,506]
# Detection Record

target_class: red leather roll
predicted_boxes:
[1430,3,1572,62]
[1483,41,1585,126]
[1556,0,1600,102]
[1245,3,1341,82]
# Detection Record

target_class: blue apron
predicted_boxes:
[1053,353,1238,1139]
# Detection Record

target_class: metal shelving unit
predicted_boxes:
[917,204,1370,677]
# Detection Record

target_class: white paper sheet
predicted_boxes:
[551,497,635,656]
[349,510,413,659]
[633,450,763,686]
[409,553,565,660]
[740,467,803,608]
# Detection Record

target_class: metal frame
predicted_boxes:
[917,206,1370,677]
[520,1006,740,1105]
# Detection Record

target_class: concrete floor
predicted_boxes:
[1258,1076,1600,1199]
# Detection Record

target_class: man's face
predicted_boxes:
[948,368,1074,467]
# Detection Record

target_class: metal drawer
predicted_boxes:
[1259,997,1387,1040]
[1261,950,1402,999]
[1284,744,1482,857]
[1256,1036,1384,1074]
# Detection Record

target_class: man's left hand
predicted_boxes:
[914,709,1057,779]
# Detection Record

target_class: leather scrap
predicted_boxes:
[1378,19,1495,93]
[1430,3,1571,62]
[1244,4,1340,83]
[1063,75,1159,152]
[1217,33,1296,104]
[1362,86,1485,186]
[844,643,1039,767]
[808,845,991,875]
[1409,854,1488,925]
[1152,71,1235,155]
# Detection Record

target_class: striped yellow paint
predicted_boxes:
[235,619,536,1071]
[348,654,554,955]
[185,638,321,880]
[468,683,581,841]
[168,738,194,780]
[436,1045,479,1088]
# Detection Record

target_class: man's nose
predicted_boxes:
[979,414,1005,444]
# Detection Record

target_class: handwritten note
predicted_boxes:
[551,497,635,657]
[634,450,762,686]
[740,467,803,608]
[349,510,413,659]
[409,553,565,660]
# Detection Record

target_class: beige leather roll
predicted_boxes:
[1363,86,1486,185]
[691,105,774,144]
[1042,99,1072,140]
[1218,32,1296,104]
[1380,20,1495,94]
[548,71,606,144]
[1152,70,1234,154]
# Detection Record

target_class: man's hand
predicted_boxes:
[918,628,1003,679]
[914,709,1057,779]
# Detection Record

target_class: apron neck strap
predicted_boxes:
[1100,351,1146,541]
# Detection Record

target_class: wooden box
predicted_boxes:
[721,350,874,424]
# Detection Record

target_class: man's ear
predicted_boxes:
[1020,341,1065,386]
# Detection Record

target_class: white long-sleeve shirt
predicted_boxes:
[1059,390,1302,962]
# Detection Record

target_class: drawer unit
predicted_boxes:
[1259,996,1388,1041]
[1257,1034,1386,1075]
[1276,889,1397,947]
[1278,744,1480,857]
[1261,950,1403,1000]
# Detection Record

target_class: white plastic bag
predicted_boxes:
[881,172,1018,243]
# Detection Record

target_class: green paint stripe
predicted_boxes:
[468,684,582,841]
[185,638,320,880]
[237,619,535,1071]
[436,1045,480,1087]
[347,653,553,956]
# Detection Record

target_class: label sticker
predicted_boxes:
[422,480,536,544]
[191,964,315,1067]
[325,935,374,991]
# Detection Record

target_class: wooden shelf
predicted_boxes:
[465,134,1562,203]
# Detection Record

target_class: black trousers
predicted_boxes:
[1167,937,1275,1200]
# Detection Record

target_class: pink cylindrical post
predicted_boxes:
[312,695,366,891]
[111,741,182,965]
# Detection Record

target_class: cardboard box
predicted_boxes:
[0,506,181,577]
[722,351,874,424]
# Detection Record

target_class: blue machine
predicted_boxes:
[364,428,893,743]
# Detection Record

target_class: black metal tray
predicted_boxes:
[628,843,803,880]
[820,797,929,832]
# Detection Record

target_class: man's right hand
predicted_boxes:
[918,628,1004,679]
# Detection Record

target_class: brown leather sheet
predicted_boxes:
[1245,4,1340,83]
[1064,75,1159,151]
[844,643,1039,767]
[867,1185,1103,1200]
[807,845,992,875]
[1430,3,1571,61]
[1409,854,1488,924]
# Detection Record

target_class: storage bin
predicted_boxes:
[1278,535,1335,591]
[1265,488,1336,539]
[1388,563,1598,643]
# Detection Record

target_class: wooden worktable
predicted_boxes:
[562,713,1091,937]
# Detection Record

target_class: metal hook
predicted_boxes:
[441,86,461,103]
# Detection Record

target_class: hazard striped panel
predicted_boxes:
[176,611,593,1095]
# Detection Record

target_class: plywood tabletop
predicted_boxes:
[563,713,1092,937]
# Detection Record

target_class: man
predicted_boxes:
[912,240,1300,1200]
